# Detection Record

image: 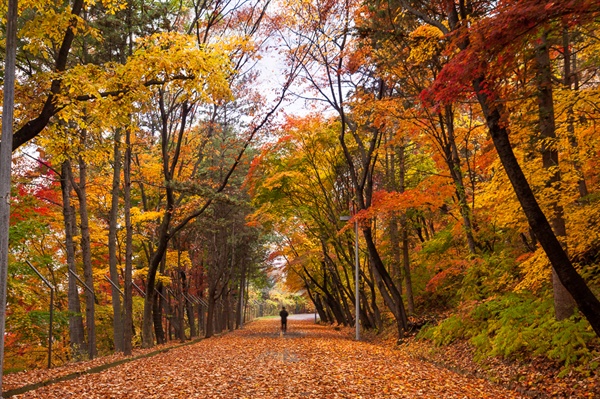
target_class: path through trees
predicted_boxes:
[6,317,521,398]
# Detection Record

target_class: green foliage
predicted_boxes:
[420,229,454,256]
[418,315,466,346]
[419,293,598,368]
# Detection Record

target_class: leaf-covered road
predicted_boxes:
[15,317,523,398]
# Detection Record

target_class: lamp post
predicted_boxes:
[340,215,360,341]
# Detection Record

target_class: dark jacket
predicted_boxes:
[280,309,289,320]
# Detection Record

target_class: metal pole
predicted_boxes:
[67,269,97,303]
[0,0,19,392]
[354,219,360,341]
[341,214,360,340]
[132,281,146,297]
[104,275,124,297]
[48,288,54,368]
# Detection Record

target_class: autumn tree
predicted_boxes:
[381,0,600,335]
[249,115,390,330]
[276,0,411,337]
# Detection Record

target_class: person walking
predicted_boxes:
[279,306,289,333]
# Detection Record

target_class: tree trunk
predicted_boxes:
[198,302,205,335]
[72,151,96,359]
[535,32,576,320]
[562,27,588,198]
[473,76,600,337]
[385,134,403,285]
[227,292,235,332]
[309,289,328,323]
[363,226,408,337]
[440,106,476,253]
[401,224,414,315]
[367,266,383,331]
[306,264,348,325]
[314,293,328,323]
[173,266,185,342]
[388,217,403,288]
[153,283,166,344]
[108,129,124,352]
[182,270,196,338]
[142,225,169,347]
[61,161,86,357]
[397,144,414,314]
[122,126,134,355]
[358,290,373,329]
[237,263,247,328]
[205,287,216,338]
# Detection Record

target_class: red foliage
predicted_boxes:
[426,260,468,293]
[422,0,600,108]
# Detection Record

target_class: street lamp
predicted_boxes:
[340,215,360,341]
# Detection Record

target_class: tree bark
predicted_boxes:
[363,226,408,337]
[401,220,414,315]
[439,106,476,253]
[236,262,247,328]
[0,0,19,390]
[182,270,196,338]
[108,129,125,352]
[71,143,96,359]
[0,0,17,389]
[122,125,134,355]
[205,287,216,338]
[562,27,588,198]
[61,161,86,356]
[535,32,576,320]
[397,144,414,314]
[152,283,165,344]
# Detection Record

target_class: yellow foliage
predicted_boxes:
[567,204,600,259]
[407,24,444,65]
[262,171,305,191]
[156,273,172,286]
[130,207,164,224]
[165,250,192,270]
[514,248,551,292]
[133,267,148,280]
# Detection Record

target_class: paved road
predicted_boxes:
[287,312,319,321]
[17,318,522,398]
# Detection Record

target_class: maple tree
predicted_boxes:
[346,0,600,333]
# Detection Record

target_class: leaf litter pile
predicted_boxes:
[12,317,524,398]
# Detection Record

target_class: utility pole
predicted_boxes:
[340,214,360,341]
[0,0,19,394]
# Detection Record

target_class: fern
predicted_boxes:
[419,293,599,369]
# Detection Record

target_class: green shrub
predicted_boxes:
[418,315,466,346]
[418,292,598,368]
